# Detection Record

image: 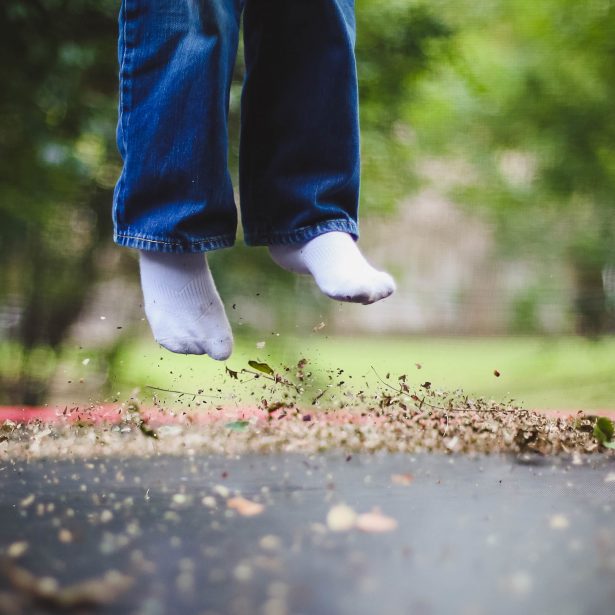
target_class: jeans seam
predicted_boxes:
[119,1,129,156]
[115,231,235,247]
[115,0,135,230]
[244,218,359,245]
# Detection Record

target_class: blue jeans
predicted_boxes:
[113,0,360,253]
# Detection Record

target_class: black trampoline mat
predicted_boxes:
[0,453,614,615]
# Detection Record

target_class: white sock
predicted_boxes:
[138,251,233,359]
[269,231,396,304]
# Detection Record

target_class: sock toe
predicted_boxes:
[204,336,233,361]
[156,337,208,356]
[269,232,396,306]
[366,271,396,304]
[320,281,373,304]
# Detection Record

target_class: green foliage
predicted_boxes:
[409,0,615,333]
[1,0,447,402]
[0,1,119,402]
[356,0,451,213]
[115,335,615,412]
[510,290,541,335]
[593,416,615,448]
[6,0,615,402]
[200,1,455,361]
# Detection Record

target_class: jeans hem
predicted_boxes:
[244,218,359,246]
[114,231,236,253]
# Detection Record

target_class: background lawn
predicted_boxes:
[108,335,615,411]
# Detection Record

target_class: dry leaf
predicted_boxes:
[549,514,569,529]
[100,510,113,523]
[233,562,253,582]
[202,496,217,508]
[5,563,134,608]
[213,485,230,498]
[58,529,73,544]
[227,496,264,517]
[172,493,189,506]
[326,504,357,532]
[445,436,460,451]
[356,509,398,533]
[391,473,414,486]
[259,535,282,551]
[19,495,35,508]
[503,571,533,596]
[6,542,28,558]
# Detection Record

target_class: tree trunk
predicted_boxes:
[572,259,607,338]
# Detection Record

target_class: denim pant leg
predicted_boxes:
[113,0,242,253]
[240,0,361,246]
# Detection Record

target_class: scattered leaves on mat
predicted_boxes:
[0,366,613,457]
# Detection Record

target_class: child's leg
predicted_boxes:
[113,0,242,357]
[240,0,395,304]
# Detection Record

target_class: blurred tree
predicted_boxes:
[410,0,615,335]
[216,0,452,333]
[0,0,450,403]
[0,1,119,403]
[355,0,451,213]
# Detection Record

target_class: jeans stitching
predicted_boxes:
[244,218,359,245]
[115,0,135,229]
[115,231,235,247]
[122,0,135,156]
[119,1,129,157]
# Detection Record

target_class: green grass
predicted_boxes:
[112,335,615,411]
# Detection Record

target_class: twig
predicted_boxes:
[370,366,403,395]
[239,368,302,394]
[145,364,302,402]
[145,386,221,399]
[370,366,466,414]
[312,389,327,405]
[369,366,440,409]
